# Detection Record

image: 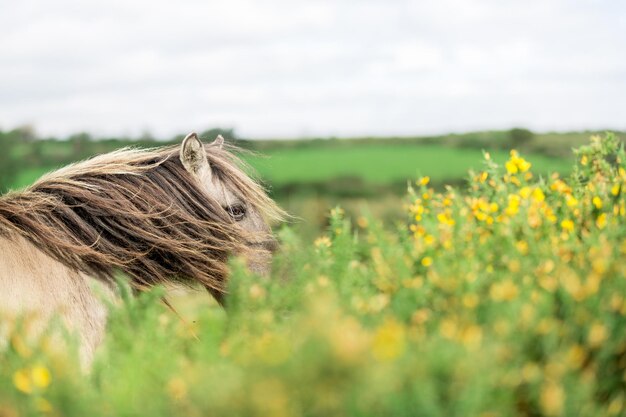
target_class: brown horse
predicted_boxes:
[0,133,285,366]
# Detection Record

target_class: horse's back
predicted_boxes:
[0,234,113,367]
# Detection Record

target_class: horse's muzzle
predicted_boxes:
[247,238,279,253]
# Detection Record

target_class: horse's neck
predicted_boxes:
[0,234,114,368]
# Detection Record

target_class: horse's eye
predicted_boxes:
[226,204,246,221]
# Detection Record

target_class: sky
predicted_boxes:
[0,0,625,139]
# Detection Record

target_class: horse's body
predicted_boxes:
[0,134,283,366]
[0,234,113,364]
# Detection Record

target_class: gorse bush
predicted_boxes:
[1,134,625,416]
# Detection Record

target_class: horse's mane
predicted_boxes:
[0,143,285,297]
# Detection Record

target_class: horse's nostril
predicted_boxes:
[266,239,279,253]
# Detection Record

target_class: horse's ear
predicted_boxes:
[180,132,209,176]
[212,135,225,149]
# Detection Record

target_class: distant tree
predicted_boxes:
[139,130,155,141]
[199,128,237,142]
[27,140,44,166]
[0,131,19,193]
[69,132,93,157]
[509,128,534,149]
[11,125,36,142]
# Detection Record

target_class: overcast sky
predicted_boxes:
[0,0,625,139]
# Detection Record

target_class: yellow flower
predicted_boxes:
[506,150,532,174]
[460,325,482,349]
[418,176,430,186]
[565,195,578,207]
[596,213,607,229]
[372,319,406,361]
[506,195,521,216]
[588,323,608,348]
[566,345,586,369]
[439,319,457,339]
[475,211,488,222]
[519,187,532,199]
[411,309,430,325]
[421,256,433,267]
[612,184,620,196]
[518,159,531,172]
[532,188,545,202]
[437,212,455,226]
[13,369,32,394]
[462,293,479,309]
[543,206,557,224]
[167,377,188,401]
[551,179,571,194]
[580,155,588,165]
[516,240,529,255]
[357,216,369,228]
[330,207,344,217]
[490,280,519,301]
[424,235,435,246]
[505,160,518,174]
[11,366,51,394]
[314,236,332,248]
[31,366,51,389]
[561,219,574,232]
[593,196,603,209]
[540,381,564,416]
[410,224,426,237]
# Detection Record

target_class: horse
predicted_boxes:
[0,133,285,367]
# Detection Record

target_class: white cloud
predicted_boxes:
[0,0,624,138]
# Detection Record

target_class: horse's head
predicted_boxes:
[179,132,281,277]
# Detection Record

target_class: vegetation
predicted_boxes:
[0,129,26,192]
[3,127,609,236]
[3,127,600,196]
[1,134,625,416]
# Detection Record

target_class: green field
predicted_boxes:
[10,144,572,192]
[1,135,625,416]
[253,144,572,184]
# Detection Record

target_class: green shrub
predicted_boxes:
[0,130,20,193]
